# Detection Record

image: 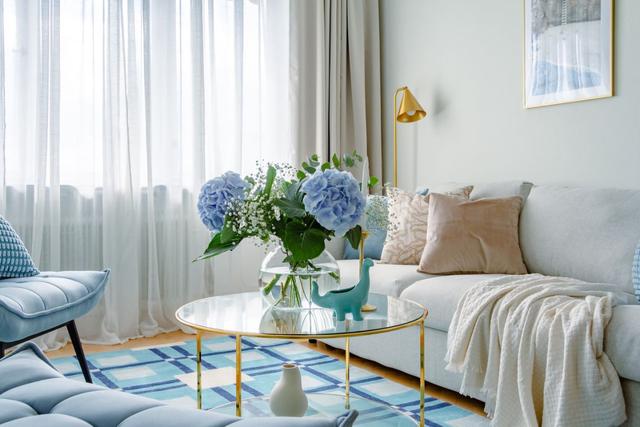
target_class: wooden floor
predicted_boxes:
[47,330,486,416]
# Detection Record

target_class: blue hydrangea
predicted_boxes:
[301,169,365,236]
[197,171,249,232]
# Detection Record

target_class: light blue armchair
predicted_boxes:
[0,270,110,383]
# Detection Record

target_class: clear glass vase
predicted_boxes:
[259,246,340,310]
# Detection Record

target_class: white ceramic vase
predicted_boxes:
[269,363,308,417]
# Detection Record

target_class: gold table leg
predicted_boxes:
[236,334,242,416]
[196,331,202,410]
[419,318,426,427]
[345,336,350,409]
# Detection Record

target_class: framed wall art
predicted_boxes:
[524,0,613,108]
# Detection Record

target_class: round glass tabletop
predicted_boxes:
[213,393,418,426]
[175,292,427,338]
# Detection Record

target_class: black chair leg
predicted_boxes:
[66,321,92,383]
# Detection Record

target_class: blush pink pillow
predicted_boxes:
[418,194,528,275]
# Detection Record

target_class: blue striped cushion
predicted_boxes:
[634,242,640,302]
[0,217,39,278]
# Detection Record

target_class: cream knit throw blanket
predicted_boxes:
[445,274,635,427]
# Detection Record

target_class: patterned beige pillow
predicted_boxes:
[380,186,472,265]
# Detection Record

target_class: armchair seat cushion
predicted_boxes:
[0,270,110,342]
[0,343,358,427]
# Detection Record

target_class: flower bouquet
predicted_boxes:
[196,153,377,309]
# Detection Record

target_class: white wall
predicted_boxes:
[380,0,640,190]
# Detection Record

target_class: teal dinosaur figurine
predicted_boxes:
[311,258,374,321]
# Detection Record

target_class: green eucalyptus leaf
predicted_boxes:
[296,170,306,180]
[344,156,355,168]
[321,162,330,171]
[332,153,341,169]
[302,162,316,174]
[368,176,379,189]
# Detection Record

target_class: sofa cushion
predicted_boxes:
[400,274,504,332]
[520,185,640,294]
[418,195,527,275]
[0,216,39,279]
[380,186,472,265]
[337,259,434,297]
[605,305,640,382]
[0,270,110,342]
[118,406,239,427]
[469,181,533,201]
[0,343,358,427]
[379,188,431,265]
[0,399,37,423]
[2,414,93,427]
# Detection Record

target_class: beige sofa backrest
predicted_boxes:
[519,185,640,294]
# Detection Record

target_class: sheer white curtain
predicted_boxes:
[0,0,293,348]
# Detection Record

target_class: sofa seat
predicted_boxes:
[0,271,110,342]
[606,305,640,383]
[400,274,505,332]
[0,343,357,427]
[337,259,435,297]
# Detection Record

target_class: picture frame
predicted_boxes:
[524,0,614,108]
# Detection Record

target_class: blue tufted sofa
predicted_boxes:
[0,343,358,426]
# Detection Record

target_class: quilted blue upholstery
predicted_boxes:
[0,343,358,427]
[0,270,110,342]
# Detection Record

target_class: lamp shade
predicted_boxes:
[396,87,427,123]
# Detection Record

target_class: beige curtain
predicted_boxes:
[289,0,383,180]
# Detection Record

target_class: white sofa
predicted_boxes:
[325,182,640,425]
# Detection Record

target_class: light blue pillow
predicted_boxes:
[344,195,388,260]
[0,216,39,278]
[633,242,640,303]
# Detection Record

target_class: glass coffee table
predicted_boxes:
[175,292,428,426]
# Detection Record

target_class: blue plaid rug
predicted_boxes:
[51,336,487,426]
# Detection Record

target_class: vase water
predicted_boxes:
[269,363,308,417]
[259,246,340,310]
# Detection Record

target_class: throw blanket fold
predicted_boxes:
[445,274,636,427]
